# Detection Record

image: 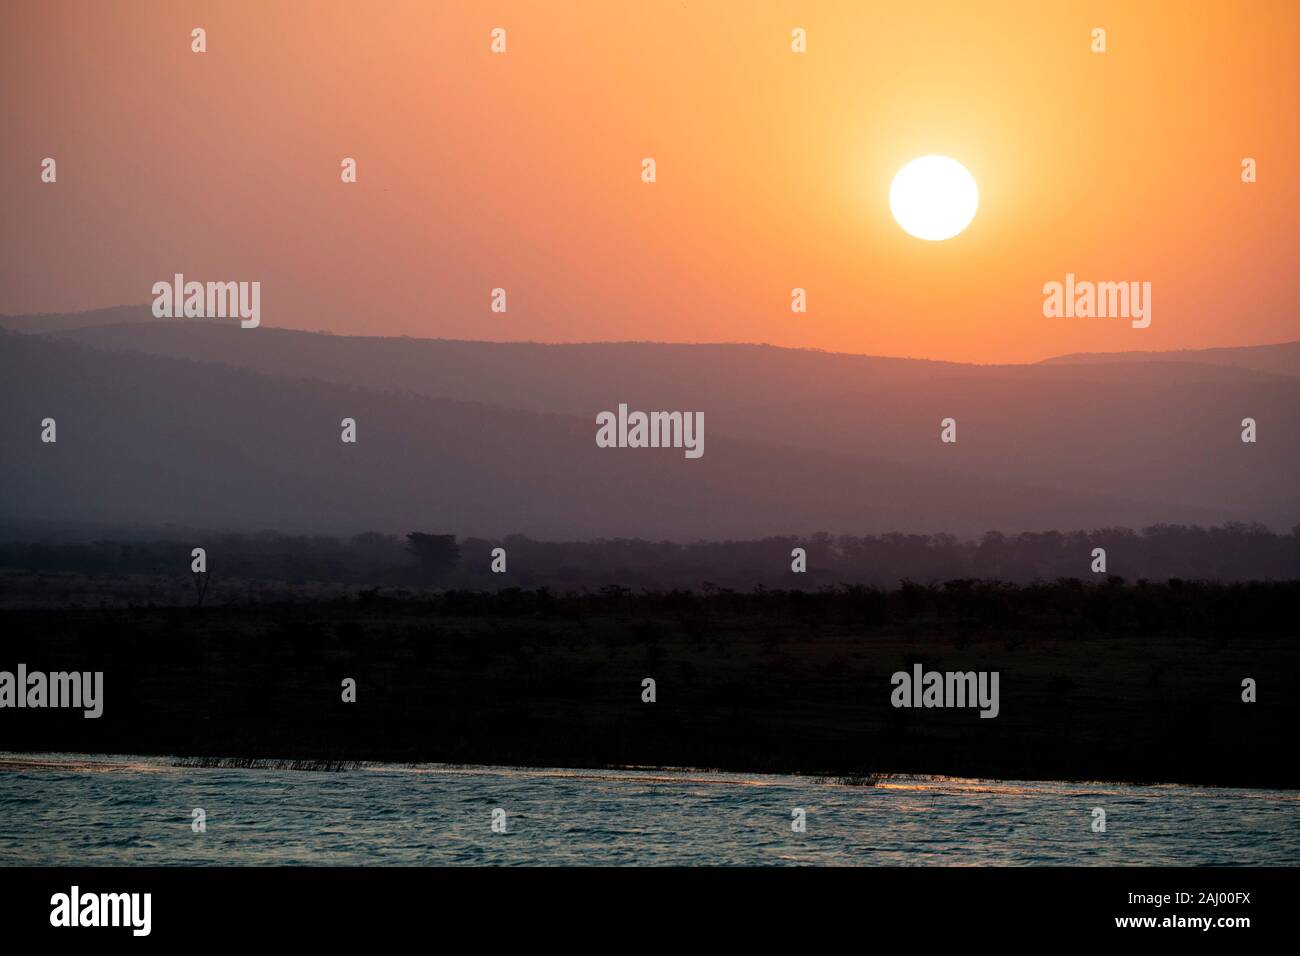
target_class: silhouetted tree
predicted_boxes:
[406,533,460,580]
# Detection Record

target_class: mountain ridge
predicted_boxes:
[0,329,1246,539]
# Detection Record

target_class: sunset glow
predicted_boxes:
[2,0,1296,362]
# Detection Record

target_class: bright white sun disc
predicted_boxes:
[889,155,978,241]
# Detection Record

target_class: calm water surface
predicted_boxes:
[1,754,1296,865]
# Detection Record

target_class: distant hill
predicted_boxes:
[36,318,980,413]
[1042,341,1300,379]
[3,318,1294,532]
[0,305,167,335]
[0,330,1240,539]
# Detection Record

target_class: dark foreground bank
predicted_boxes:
[1,582,1296,787]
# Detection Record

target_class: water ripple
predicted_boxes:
[1,753,1296,866]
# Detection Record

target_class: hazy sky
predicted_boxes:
[2,0,1296,362]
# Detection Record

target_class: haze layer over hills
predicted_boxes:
[2,307,1295,538]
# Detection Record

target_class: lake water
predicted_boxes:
[1,754,1296,865]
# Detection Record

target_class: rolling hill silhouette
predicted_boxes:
[1,309,1294,537]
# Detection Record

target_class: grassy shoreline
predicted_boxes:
[2,582,1296,788]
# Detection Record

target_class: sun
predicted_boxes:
[889,155,979,241]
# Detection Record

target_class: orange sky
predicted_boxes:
[2,0,1296,362]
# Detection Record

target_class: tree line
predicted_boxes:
[0,522,1296,588]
